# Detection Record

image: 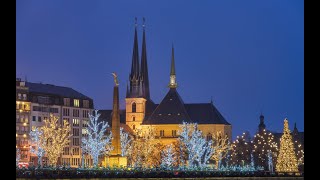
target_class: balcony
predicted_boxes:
[16,109,31,113]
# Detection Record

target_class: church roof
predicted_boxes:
[184,103,231,125]
[142,89,230,125]
[143,88,192,124]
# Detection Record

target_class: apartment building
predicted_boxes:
[16,78,94,167]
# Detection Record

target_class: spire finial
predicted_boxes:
[210,96,213,104]
[142,17,145,28]
[168,44,177,88]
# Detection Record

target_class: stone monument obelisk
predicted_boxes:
[104,73,127,167]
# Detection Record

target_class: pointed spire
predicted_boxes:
[140,17,150,99]
[130,17,140,84]
[293,122,299,135]
[170,44,176,75]
[128,17,141,97]
[168,44,177,88]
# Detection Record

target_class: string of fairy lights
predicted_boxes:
[17,112,303,172]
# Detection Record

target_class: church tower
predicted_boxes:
[126,18,149,131]
[258,114,266,133]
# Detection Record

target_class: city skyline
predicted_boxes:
[16,0,304,138]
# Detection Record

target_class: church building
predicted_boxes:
[99,19,232,145]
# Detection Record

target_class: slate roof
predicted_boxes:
[184,103,230,125]
[26,82,92,100]
[142,88,230,125]
[143,88,192,124]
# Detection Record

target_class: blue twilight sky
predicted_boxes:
[16,0,304,139]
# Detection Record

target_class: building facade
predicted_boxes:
[16,79,31,164]
[16,78,94,167]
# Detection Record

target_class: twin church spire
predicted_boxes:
[127,17,150,99]
[127,18,178,99]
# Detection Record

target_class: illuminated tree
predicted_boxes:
[81,110,113,167]
[16,148,21,166]
[120,127,132,157]
[178,122,213,168]
[130,126,162,168]
[230,132,253,166]
[29,127,45,167]
[161,144,176,169]
[276,118,298,172]
[172,140,188,168]
[252,129,278,170]
[210,131,231,169]
[40,114,71,166]
[267,150,274,173]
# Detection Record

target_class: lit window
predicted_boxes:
[73,119,79,126]
[18,93,22,99]
[74,99,79,107]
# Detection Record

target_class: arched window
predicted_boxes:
[132,116,135,121]
[133,125,135,130]
[132,102,136,112]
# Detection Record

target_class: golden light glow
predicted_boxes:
[276,119,298,172]
[40,114,71,166]
[23,134,26,137]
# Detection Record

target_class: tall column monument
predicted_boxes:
[104,72,127,167]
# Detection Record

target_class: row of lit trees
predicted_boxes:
[229,119,304,172]
[17,110,303,172]
[126,122,231,169]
